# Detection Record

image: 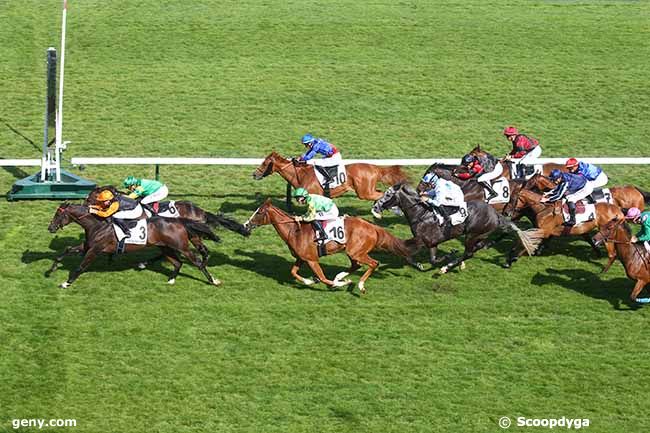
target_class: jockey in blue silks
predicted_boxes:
[296,134,342,183]
[541,169,593,226]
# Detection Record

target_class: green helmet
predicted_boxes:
[123,176,139,188]
[292,187,309,198]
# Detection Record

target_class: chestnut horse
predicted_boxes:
[48,203,222,288]
[243,199,419,294]
[502,188,624,271]
[521,173,648,212]
[253,152,408,201]
[593,218,650,304]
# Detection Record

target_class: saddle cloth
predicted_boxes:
[313,164,347,189]
[321,217,347,244]
[588,188,613,204]
[449,206,468,226]
[512,163,543,180]
[113,218,148,245]
[485,177,511,204]
[562,201,596,225]
[144,201,179,218]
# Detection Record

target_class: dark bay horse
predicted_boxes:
[253,152,408,201]
[372,183,541,273]
[243,199,420,294]
[50,186,250,269]
[502,188,624,270]
[48,203,222,288]
[593,218,650,304]
[469,144,567,178]
[522,173,648,212]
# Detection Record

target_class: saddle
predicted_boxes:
[587,188,613,204]
[562,201,587,214]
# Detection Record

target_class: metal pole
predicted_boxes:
[155,164,160,180]
[41,48,57,181]
[285,182,293,212]
[54,0,68,182]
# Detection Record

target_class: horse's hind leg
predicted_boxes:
[179,248,221,286]
[334,256,362,284]
[162,248,183,285]
[189,235,210,267]
[351,253,379,294]
[350,175,384,201]
[630,279,649,304]
[441,235,487,274]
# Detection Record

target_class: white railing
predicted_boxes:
[2,157,650,167]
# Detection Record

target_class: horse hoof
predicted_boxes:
[302,278,315,286]
[440,266,448,274]
[334,271,350,282]
[415,262,425,272]
[167,278,176,285]
[59,282,70,289]
[332,279,350,288]
[459,261,466,271]
[501,262,511,269]
[137,262,147,270]
[212,279,222,287]
[371,209,382,219]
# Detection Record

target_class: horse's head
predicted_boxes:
[48,202,73,233]
[253,152,285,180]
[593,216,628,247]
[524,173,554,192]
[244,199,273,230]
[371,183,418,219]
[469,144,484,157]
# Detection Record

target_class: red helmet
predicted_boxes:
[565,158,579,168]
[503,126,518,136]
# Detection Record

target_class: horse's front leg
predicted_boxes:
[601,242,617,274]
[290,258,315,285]
[440,236,486,274]
[60,247,100,288]
[46,243,85,276]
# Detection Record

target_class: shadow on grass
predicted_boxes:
[531,267,641,310]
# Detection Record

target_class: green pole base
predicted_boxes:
[7,169,96,201]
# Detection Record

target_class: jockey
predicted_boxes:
[542,169,593,226]
[89,189,143,239]
[503,126,541,178]
[457,151,503,201]
[297,134,342,183]
[419,172,466,223]
[565,158,608,189]
[625,207,650,252]
[292,187,339,244]
[123,176,169,213]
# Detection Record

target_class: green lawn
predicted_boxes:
[1,1,650,432]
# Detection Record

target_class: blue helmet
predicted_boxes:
[549,169,562,181]
[422,172,439,185]
[301,134,315,145]
[461,154,476,166]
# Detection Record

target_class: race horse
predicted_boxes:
[371,183,541,273]
[48,186,250,271]
[253,152,408,201]
[468,144,567,178]
[521,173,648,212]
[593,217,650,305]
[502,188,625,271]
[48,203,223,288]
[243,199,421,294]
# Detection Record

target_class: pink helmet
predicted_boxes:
[626,207,641,220]
[503,126,518,136]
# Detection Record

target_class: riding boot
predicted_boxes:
[516,164,524,179]
[564,201,577,226]
[481,181,498,201]
[141,202,154,215]
[311,221,327,242]
[112,218,132,238]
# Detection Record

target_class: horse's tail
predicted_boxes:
[378,165,409,186]
[372,224,415,258]
[497,215,545,256]
[206,211,250,237]
[634,187,650,204]
[182,220,221,243]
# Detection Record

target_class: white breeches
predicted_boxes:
[477,162,504,183]
[314,204,339,221]
[307,152,343,167]
[589,172,608,189]
[140,185,169,204]
[114,205,144,219]
[566,183,594,203]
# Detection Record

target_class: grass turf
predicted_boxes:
[1,1,650,432]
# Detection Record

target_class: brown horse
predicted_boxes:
[502,188,624,271]
[48,203,222,288]
[243,199,418,294]
[468,144,567,178]
[253,152,408,201]
[593,218,650,304]
[521,173,648,211]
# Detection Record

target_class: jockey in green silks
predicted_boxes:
[292,187,339,243]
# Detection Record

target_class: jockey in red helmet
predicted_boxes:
[503,126,541,178]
